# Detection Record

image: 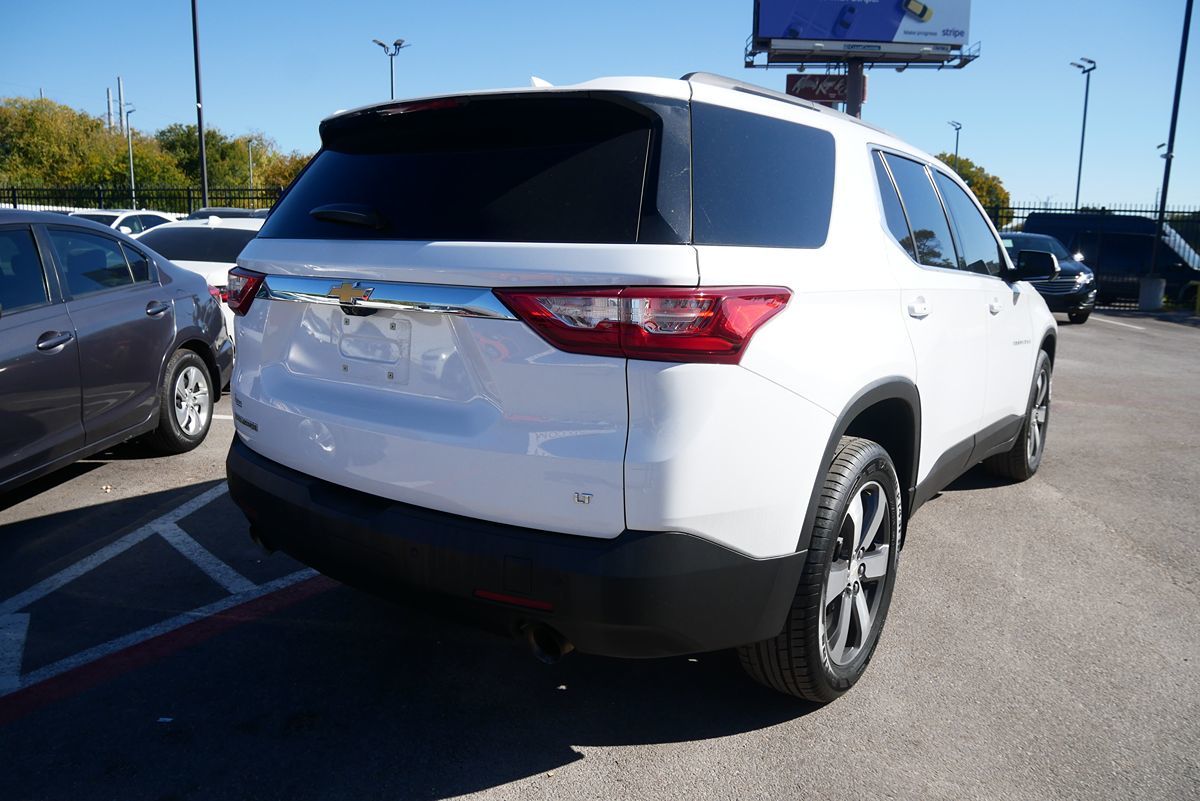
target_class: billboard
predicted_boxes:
[785,74,868,104]
[757,0,971,50]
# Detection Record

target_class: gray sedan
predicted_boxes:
[0,210,233,493]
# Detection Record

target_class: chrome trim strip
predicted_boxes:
[261,274,516,319]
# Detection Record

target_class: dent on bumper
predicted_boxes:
[225,436,806,658]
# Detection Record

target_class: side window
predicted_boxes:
[932,172,1004,276]
[120,215,143,234]
[882,154,958,270]
[872,151,915,259]
[691,103,835,249]
[47,229,134,297]
[121,243,154,283]
[0,228,50,313]
[138,215,168,231]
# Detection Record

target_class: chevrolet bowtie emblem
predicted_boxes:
[328,282,374,304]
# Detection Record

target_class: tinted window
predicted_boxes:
[691,103,834,248]
[883,154,957,269]
[47,229,133,296]
[872,152,914,258]
[138,215,170,231]
[73,213,118,226]
[120,215,144,234]
[137,226,259,263]
[262,95,663,244]
[1001,234,1073,262]
[121,243,153,282]
[933,172,1004,276]
[0,228,49,312]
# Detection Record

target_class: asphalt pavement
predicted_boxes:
[0,311,1197,801]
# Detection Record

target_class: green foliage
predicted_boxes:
[0,97,185,187]
[0,96,311,190]
[935,152,1012,226]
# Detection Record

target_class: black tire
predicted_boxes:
[1067,311,1090,324]
[738,437,901,703]
[146,349,213,454]
[984,350,1052,482]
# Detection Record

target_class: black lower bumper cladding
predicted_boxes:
[226,437,806,658]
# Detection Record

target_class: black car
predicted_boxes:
[0,210,233,493]
[1001,232,1097,323]
[1023,212,1200,307]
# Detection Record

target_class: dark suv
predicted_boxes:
[1001,232,1096,323]
[0,210,233,493]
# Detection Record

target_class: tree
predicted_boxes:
[935,152,1011,226]
[256,149,310,189]
[0,97,185,187]
[155,125,311,189]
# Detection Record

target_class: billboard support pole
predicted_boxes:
[846,59,864,118]
[1150,0,1192,281]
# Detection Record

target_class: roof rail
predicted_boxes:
[679,71,891,135]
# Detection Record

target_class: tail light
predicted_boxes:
[227,267,265,316]
[208,285,221,302]
[493,287,791,364]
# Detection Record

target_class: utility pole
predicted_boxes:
[1150,0,1193,279]
[948,121,962,173]
[125,107,137,208]
[117,76,125,136]
[191,0,209,207]
[106,88,113,131]
[1071,58,1096,210]
[372,38,410,100]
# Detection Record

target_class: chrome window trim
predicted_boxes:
[261,274,517,320]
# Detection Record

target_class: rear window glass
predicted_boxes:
[260,95,666,244]
[73,213,118,225]
[691,103,834,249]
[138,226,259,263]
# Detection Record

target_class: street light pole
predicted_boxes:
[1071,58,1096,210]
[125,107,137,209]
[1150,0,1193,280]
[191,0,209,208]
[372,38,410,100]
[948,121,962,173]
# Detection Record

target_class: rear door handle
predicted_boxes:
[907,298,930,319]
[146,300,170,317]
[36,331,75,352]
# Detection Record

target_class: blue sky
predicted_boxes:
[1,1,1196,205]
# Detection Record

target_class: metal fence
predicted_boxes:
[988,203,1200,309]
[0,186,283,215]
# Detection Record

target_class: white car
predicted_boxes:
[69,209,176,235]
[224,73,1058,702]
[136,217,265,342]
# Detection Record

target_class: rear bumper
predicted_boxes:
[226,436,805,658]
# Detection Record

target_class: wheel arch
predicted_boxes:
[798,378,921,552]
[174,337,222,402]
[1039,329,1057,364]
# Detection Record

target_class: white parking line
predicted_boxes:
[0,481,318,698]
[0,483,230,616]
[213,414,234,420]
[5,569,317,696]
[157,522,256,594]
[1093,316,1147,331]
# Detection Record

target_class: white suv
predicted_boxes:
[225,73,1058,702]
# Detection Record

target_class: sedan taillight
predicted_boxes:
[227,268,265,316]
[493,287,790,364]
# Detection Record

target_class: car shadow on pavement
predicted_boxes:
[939,464,1011,494]
[2,492,818,801]
[0,461,107,513]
